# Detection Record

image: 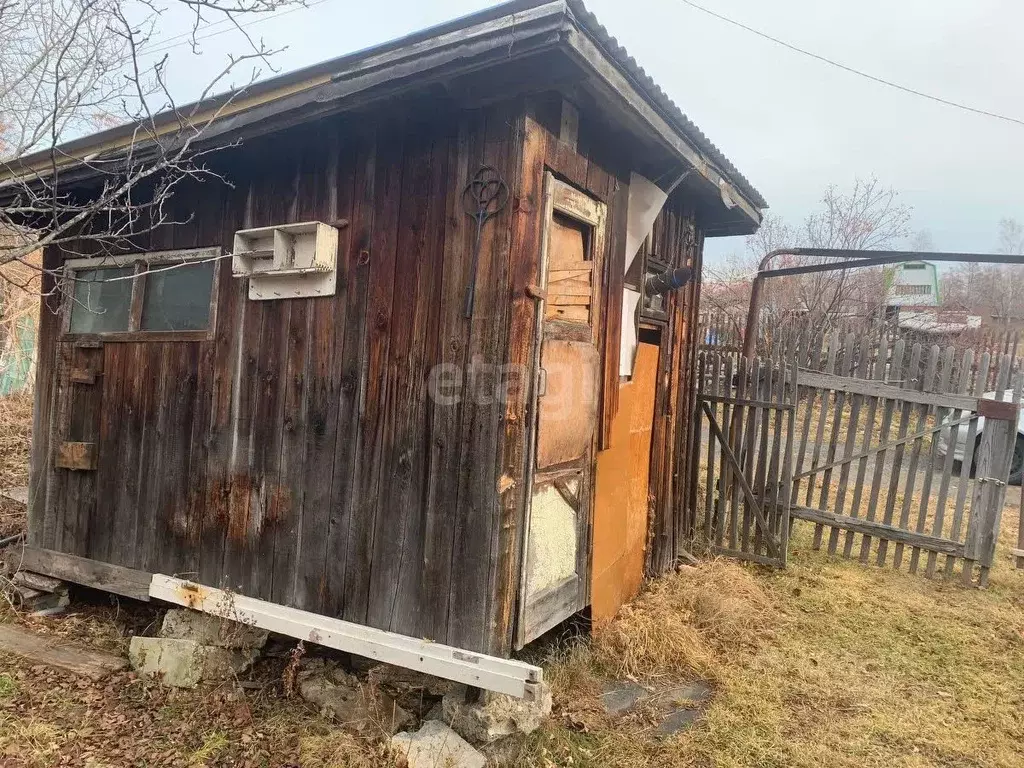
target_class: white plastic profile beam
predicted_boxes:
[149,575,545,701]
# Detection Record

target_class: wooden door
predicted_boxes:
[516,173,607,647]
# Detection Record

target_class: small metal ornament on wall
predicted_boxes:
[462,165,509,318]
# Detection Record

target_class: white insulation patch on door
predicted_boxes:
[525,483,578,597]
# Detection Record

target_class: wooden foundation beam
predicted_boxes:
[11,547,151,602]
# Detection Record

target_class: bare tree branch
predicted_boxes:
[0,0,303,298]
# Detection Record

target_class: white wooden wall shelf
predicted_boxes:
[232,220,343,300]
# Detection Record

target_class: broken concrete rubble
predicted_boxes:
[128,636,256,689]
[297,665,413,735]
[160,608,269,650]
[391,720,486,768]
[441,683,552,744]
[6,571,70,616]
[11,570,65,594]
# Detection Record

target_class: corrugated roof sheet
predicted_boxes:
[566,0,766,209]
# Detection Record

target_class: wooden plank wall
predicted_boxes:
[29,100,527,656]
[29,91,708,654]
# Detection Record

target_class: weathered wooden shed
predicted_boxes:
[17,0,764,663]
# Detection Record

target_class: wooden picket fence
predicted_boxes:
[693,351,797,567]
[699,311,1023,392]
[693,329,1022,586]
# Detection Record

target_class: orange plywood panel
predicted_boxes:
[591,342,659,624]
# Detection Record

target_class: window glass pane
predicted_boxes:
[141,261,215,331]
[69,267,133,334]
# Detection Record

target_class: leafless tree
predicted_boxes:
[0,0,302,294]
[941,218,1024,326]
[707,178,912,354]
[997,218,1024,256]
[910,229,935,252]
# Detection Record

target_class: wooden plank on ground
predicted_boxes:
[0,625,127,681]
[13,546,151,602]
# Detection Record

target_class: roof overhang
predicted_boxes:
[1,0,765,234]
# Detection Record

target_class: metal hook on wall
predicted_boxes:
[461,165,509,319]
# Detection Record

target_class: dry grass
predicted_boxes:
[0,392,32,540]
[503,510,1024,768]
[3,388,1024,765]
[590,560,773,683]
[0,598,394,767]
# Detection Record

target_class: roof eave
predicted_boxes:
[4,0,767,230]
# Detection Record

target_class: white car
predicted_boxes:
[936,389,1024,485]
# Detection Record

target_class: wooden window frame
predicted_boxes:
[61,247,222,343]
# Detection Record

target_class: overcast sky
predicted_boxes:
[148,0,1024,266]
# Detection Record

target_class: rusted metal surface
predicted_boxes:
[592,341,658,624]
[977,397,1019,421]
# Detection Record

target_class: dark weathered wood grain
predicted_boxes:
[344,120,405,627]
[420,113,479,643]
[449,102,517,653]
[28,95,712,655]
[323,130,376,619]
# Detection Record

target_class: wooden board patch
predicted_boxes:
[977,397,1019,421]
[536,340,600,468]
[55,441,97,471]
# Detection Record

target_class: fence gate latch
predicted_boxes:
[977,476,1006,487]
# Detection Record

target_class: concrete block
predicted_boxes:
[12,571,66,594]
[391,721,486,768]
[0,486,28,505]
[298,669,413,735]
[600,681,649,716]
[159,609,268,650]
[656,708,701,736]
[129,637,255,688]
[442,683,552,744]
